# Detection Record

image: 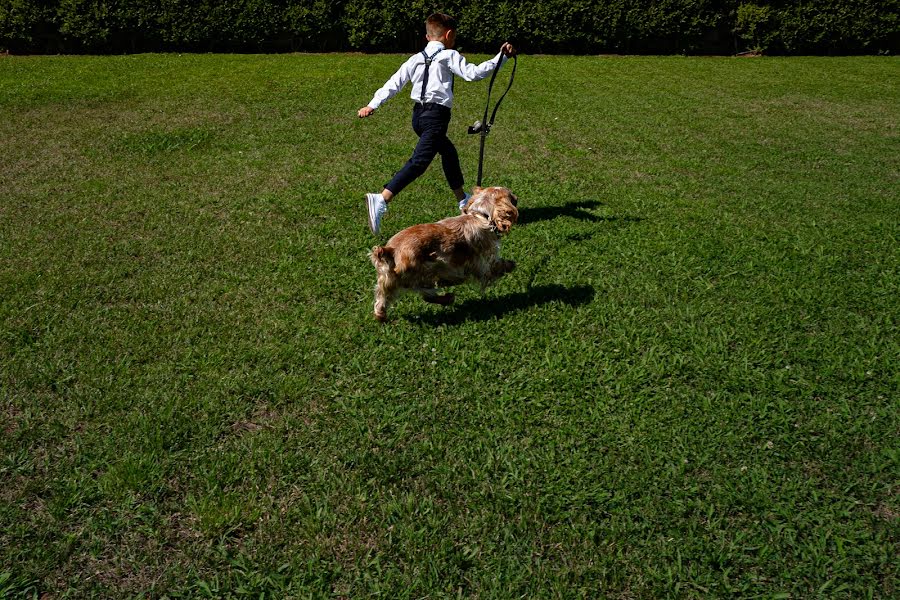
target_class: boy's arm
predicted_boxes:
[358,59,413,118]
[448,43,516,82]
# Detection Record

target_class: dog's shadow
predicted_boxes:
[408,284,595,326]
[399,200,638,325]
[518,199,641,226]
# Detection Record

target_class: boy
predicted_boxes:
[358,12,516,234]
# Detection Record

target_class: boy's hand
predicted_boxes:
[501,42,517,57]
[358,106,375,118]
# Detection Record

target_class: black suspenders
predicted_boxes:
[419,49,445,104]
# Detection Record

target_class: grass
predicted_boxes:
[0,52,897,598]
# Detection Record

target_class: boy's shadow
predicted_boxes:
[409,284,595,326]
[517,199,641,226]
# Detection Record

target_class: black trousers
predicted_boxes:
[385,103,464,195]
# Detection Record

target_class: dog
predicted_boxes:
[369,186,519,322]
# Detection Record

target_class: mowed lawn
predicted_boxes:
[1,52,897,597]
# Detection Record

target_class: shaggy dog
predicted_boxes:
[369,186,519,322]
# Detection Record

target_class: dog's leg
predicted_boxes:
[371,246,400,322]
[479,258,516,290]
[420,288,456,306]
[374,273,400,322]
[494,258,516,276]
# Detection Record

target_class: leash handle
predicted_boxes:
[488,54,516,128]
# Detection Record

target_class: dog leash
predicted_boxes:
[468,53,517,187]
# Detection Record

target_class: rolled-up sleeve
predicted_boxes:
[448,51,507,82]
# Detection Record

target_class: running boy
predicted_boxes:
[358,12,516,234]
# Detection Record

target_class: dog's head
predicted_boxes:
[465,186,519,234]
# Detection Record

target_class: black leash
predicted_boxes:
[468,53,517,186]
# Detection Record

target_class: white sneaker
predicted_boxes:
[458,192,472,213]
[366,193,387,234]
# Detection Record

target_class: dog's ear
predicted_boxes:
[491,195,518,234]
[495,210,515,233]
[472,186,484,195]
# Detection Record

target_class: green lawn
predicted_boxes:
[1,53,898,598]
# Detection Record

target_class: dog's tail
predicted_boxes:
[369,245,395,275]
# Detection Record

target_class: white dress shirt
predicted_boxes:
[367,41,508,110]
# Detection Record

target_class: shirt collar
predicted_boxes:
[425,40,445,52]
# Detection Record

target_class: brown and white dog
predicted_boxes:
[369,186,519,322]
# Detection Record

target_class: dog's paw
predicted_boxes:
[423,293,455,306]
[497,259,516,274]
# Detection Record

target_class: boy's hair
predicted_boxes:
[425,13,456,39]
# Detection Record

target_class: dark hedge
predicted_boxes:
[1,1,897,54]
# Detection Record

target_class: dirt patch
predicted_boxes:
[229,403,282,435]
[874,504,898,521]
[230,419,266,434]
[3,402,24,435]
